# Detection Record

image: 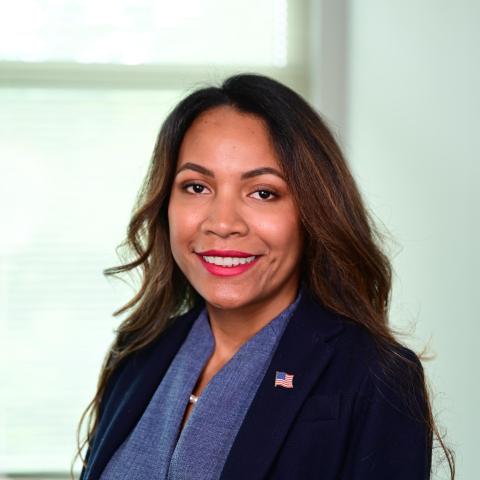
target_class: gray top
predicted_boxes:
[100,289,302,480]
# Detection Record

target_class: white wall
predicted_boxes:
[344,1,479,478]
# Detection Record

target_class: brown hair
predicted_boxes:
[73,73,454,478]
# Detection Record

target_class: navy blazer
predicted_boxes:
[81,289,432,479]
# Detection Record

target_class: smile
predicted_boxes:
[196,254,260,277]
[202,255,256,267]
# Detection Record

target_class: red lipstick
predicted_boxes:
[195,250,260,277]
[196,249,256,257]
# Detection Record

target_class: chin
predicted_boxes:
[198,286,255,311]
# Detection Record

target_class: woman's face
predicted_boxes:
[168,106,303,313]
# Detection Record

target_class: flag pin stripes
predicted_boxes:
[274,371,294,389]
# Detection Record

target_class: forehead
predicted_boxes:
[177,106,280,171]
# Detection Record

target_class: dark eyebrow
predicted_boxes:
[175,162,285,180]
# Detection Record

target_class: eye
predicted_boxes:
[250,189,277,201]
[182,182,209,194]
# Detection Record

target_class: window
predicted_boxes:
[0,0,309,475]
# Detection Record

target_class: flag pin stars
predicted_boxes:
[274,371,294,389]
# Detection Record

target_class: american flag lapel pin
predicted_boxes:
[274,370,294,389]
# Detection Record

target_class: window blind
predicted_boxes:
[0,0,307,474]
[0,88,183,473]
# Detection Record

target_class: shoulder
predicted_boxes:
[335,318,427,424]
[99,304,203,415]
[283,295,432,475]
[327,321,432,476]
[306,298,426,412]
[311,307,432,462]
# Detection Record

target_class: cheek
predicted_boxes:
[167,200,187,257]
[256,210,303,257]
[168,199,201,244]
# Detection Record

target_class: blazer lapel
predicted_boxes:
[86,304,203,480]
[220,290,345,480]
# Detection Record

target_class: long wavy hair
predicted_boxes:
[73,73,454,478]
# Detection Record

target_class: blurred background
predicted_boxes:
[0,0,477,478]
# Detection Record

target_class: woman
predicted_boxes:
[75,74,454,479]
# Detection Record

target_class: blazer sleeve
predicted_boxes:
[339,352,433,479]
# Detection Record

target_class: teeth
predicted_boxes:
[203,256,256,267]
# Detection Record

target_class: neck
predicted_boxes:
[205,283,300,361]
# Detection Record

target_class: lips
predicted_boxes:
[196,249,257,257]
[195,250,261,277]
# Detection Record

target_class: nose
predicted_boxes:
[200,193,249,238]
